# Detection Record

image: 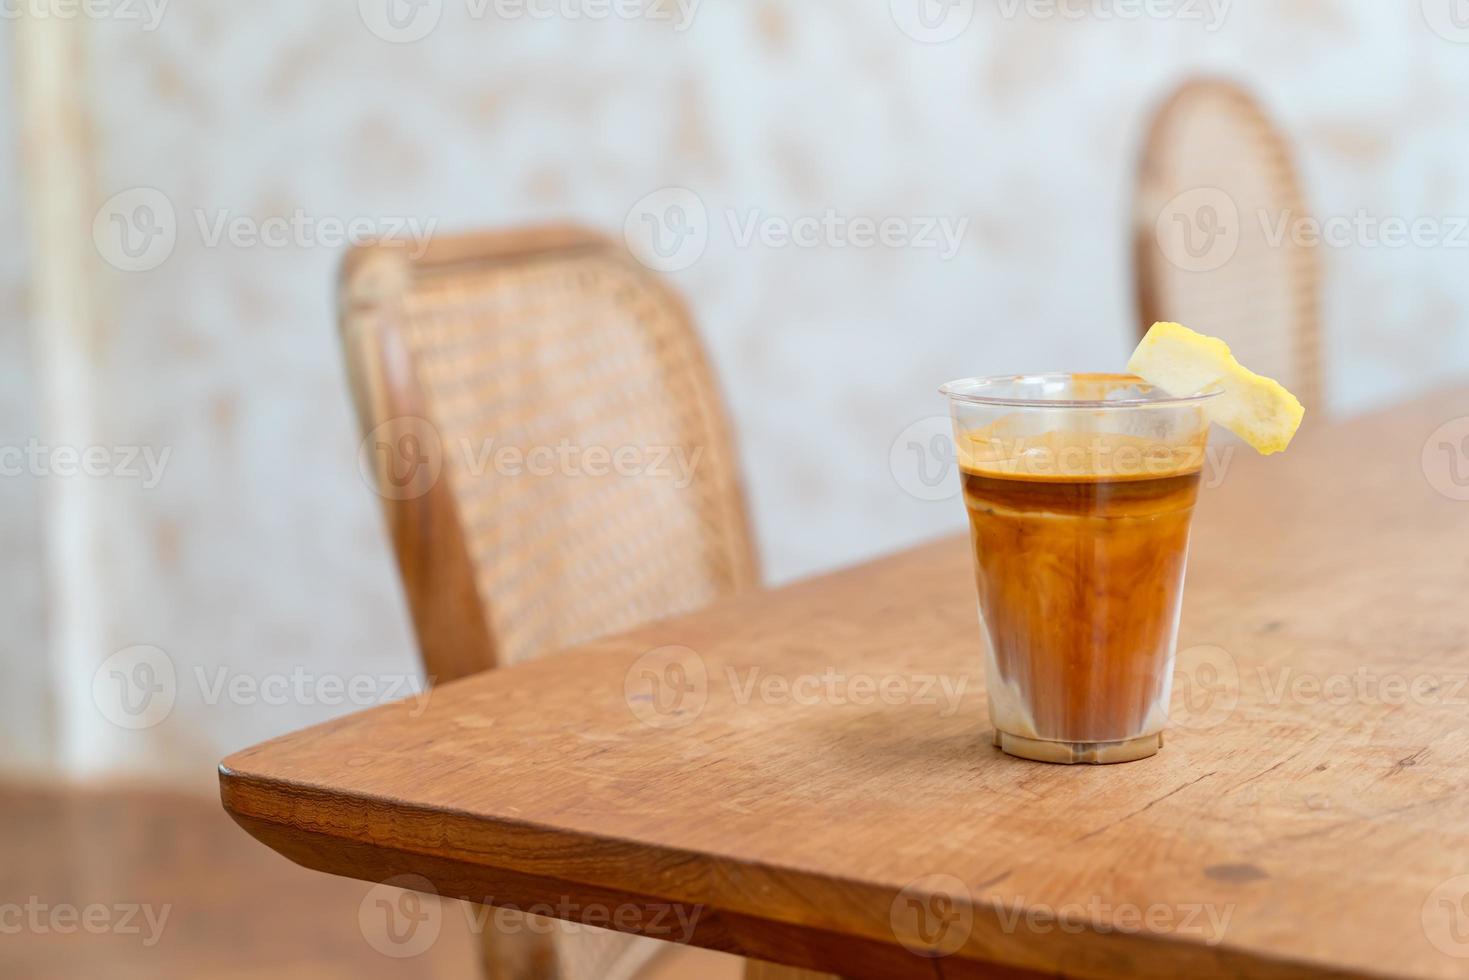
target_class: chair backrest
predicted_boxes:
[338,226,759,980]
[1134,79,1323,408]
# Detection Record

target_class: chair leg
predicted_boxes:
[478,924,559,980]
[742,960,843,980]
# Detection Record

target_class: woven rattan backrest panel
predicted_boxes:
[1136,79,1323,408]
[398,241,755,668]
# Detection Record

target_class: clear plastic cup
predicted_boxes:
[940,373,1218,764]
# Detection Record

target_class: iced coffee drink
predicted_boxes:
[943,326,1306,764]
[942,374,1214,763]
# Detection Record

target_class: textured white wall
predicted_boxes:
[0,28,52,773]
[5,0,1469,784]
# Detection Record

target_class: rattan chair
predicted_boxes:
[1133,79,1323,408]
[339,226,759,980]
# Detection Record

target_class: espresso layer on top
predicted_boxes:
[956,425,1207,484]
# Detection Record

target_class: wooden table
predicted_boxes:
[221,387,1469,979]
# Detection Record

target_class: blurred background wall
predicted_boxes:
[4,0,1468,787]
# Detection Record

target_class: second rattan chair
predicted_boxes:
[1133,78,1323,408]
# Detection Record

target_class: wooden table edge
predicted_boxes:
[219,761,970,976]
[219,728,1380,980]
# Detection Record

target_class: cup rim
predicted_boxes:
[939,372,1223,409]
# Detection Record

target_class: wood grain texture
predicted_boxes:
[223,387,1469,979]
[741,962,841,980]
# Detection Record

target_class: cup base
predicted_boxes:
[992,729,1164,765]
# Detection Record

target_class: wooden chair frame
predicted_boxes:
[337,226,763,980]
[339,227,758,682]
[1133,78,1324,409]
